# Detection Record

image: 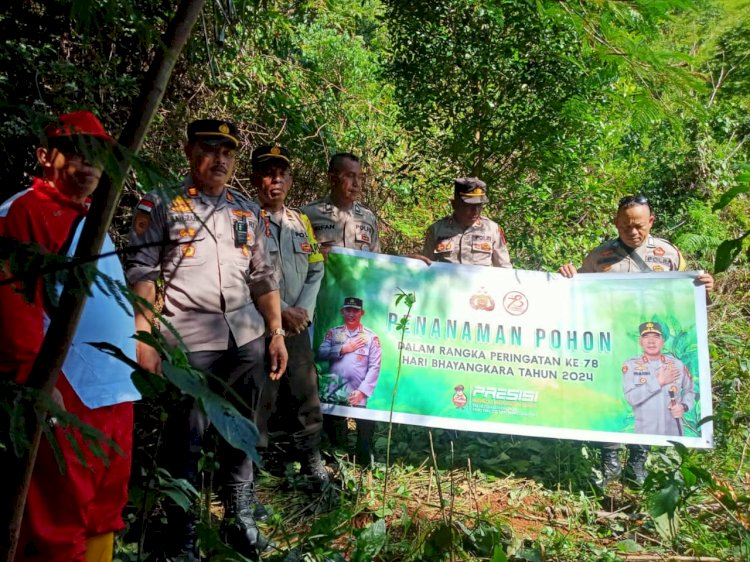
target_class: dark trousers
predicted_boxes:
[600,442,650,455]
[181,335,266,485]
[257,331,323,454]
[323,414,376,463]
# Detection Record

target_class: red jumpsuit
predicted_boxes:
[0,178,133,562]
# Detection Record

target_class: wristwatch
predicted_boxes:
[268,328,287,338]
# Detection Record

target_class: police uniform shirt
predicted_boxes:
[622,354,695,435]
[318,324,382,405]
[259,206,324,318]
[125,179,277,352]
[580,236,686,273]
[422,216,512,268]
[301,196,380,253]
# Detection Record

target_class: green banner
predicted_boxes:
[313,249,713,448]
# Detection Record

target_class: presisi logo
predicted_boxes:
[471,387,538,402]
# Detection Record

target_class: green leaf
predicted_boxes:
[714,236,746,274]
[649,480,680,518]
[351,519,387,562]
[491,546,509,562]
[671,441,689,459]
[652,511,680,541]
[615,539,643,552]
[161,362,208,398]
[680,465,698,487]
[712,183,749,211]
[202,397,260,464]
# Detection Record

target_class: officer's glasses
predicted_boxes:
[618,195,650,210]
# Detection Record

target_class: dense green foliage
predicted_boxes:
[1,0,749,560]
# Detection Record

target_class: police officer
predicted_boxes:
[125,119,287,559]
[559,194,713,488]
[623,322,694,436]
[250,144,328,487]
[301,152,380,253]
[302,153,380,464]
[318,297,382,408]
[418,177,511,267]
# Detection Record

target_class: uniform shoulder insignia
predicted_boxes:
[170,195,194,213]
[355,201,376,216]
[227,187,251,204]
[497,226,507,246]
[622,364,629,374]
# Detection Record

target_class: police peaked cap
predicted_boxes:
[343,297,363,309]
[252,145,291,168]
[454,177,489,204]
[639,322,663,336]
[187,119,240,148]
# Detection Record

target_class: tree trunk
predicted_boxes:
[1,0,207,559]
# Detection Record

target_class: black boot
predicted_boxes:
[160,509,200,561]
[355,420,375,466]
[222,482,274,557]
[597,446,622,488]
[624,445,649,488]
[247,482,270,521]
[301,449,330,489]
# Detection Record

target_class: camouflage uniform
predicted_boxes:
[318,324,382,407]
[301,196,380,252]
[622,354,694,436]
[422,216,512,267]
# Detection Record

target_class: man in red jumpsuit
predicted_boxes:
[0,111,140,562]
